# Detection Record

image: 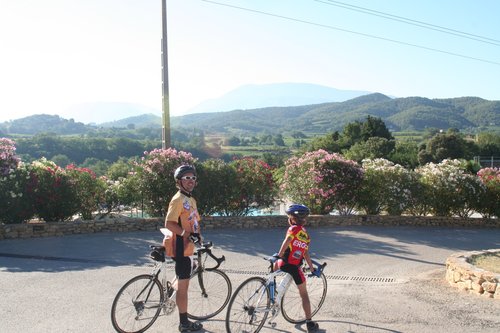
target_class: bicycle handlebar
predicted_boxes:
[149,241,225,270]
[264,255,326,275]
[195,241,225,270]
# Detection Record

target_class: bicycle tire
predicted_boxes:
[225,276,270,333]
[111,274,164,333]
[281,271,327,324]
[187,268,232,320]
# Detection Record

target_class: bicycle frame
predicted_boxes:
[146,241,227,313]
[249,257,326,327]
[112,239,230,333]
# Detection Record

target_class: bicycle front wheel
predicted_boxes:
[187,268,232,320]
[111,274,164,333]
[225,277,270,333]
[281,272,327,324]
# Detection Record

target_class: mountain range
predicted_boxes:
[171,93,499,134]
[2,92,498,137]
[186,82,372,114]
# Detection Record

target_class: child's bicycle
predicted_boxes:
[225,255,327,333]
[111,231,232,333]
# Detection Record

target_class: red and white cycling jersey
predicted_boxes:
[283,225,310,266]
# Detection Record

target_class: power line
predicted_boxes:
[314,0,500,47]
[200,0,500,66]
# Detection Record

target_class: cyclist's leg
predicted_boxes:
[281,267,327,324]
[297,281,312,319]
[175,256,203,332]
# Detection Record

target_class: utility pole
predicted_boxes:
[161,0,171,148]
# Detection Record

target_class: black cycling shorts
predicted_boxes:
[173,256,192,280]
[278,261,306,285]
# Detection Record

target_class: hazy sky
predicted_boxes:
[1,0,499,123]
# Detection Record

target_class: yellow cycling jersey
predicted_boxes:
[163,191,201,257]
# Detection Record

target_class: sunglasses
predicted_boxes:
[181,176,197,181]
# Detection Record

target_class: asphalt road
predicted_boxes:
[1,225,499,333]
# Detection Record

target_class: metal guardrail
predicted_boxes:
[474,156,500,168]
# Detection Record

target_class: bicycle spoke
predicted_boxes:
[226,277,269,333]
[111,275,164,333]
[281,272,327,324]
[188,269,232,320]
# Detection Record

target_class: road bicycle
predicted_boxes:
[111,232,232,333]
[225,256,327,333]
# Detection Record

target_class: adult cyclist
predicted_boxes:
[274,203,320,333]
[163,165,203,332]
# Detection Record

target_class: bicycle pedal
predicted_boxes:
[269,322,277,328]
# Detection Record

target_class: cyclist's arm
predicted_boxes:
[277,235,292,258]
[166,220,186,237]
[303,249,315,272]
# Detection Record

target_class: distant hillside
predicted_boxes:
[99,113,162,128]
[172,93,500,133]
[62,102,161,124]
[2,94,498,136]
[187,82,372,114]
[0,114,91,135]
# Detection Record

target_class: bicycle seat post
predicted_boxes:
[276,273,292,303]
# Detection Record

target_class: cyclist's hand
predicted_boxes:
[311,268,321,277]
[189,233,201,244]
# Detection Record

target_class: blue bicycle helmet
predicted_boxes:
[285,204,310,218]
[174,165,197,180]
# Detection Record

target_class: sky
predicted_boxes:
[1,0,500,123]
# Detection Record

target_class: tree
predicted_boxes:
[51,154,71,168]
[361,116,394,141]
[344,137,395,162]
[107,158,134,180]
[308,132,341,153]
[475,132,500,156]
[388,141,419,169]
[340,121,363,147]
[423,132,476,163]
[225,136,241,146]
[273,134,285,146]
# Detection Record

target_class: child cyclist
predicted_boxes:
[274,203,319,333]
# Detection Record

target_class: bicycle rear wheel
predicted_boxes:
[281,272,327,324]
[187,268,232,320]
[225,276,270,333]
[111,274,164,333]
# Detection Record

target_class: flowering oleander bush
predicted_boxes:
[476,167,500,218]
[65,164,107,220]
[0,163,36,224]
[225,157,276,216]
[133,148,196,217]
[358,158,415,215]
[195,159,237,216]
[0,138,21,176]
[415,159,486,217]
[27,158,79,221]
[280,149,363,215]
